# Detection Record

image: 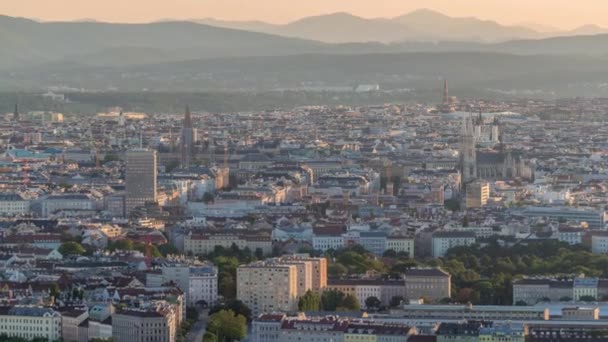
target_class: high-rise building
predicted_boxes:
[125,149,158,215]
[13,103,19,122]
[237,255,328,314]
[237,261,299,315]
[466,180,490,209]
[180,106,196,168]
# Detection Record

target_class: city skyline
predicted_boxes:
[1,0,607,30]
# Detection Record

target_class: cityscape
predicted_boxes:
[2,1,608,342]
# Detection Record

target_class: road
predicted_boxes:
[186,309,208,342]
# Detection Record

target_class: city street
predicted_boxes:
[186,309,208,342]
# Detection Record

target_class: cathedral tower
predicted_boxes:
[460,116,477,184]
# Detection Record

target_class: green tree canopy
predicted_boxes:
[58,241,86,256]
[340,294,361,311]
[207,310,247,342]
[364,296,381,311]
[298,290,321,312]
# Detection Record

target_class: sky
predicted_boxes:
[0,0,606,30]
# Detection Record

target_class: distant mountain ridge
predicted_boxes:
[1,13,608,74]
[194,9,541,43]
[194,9,608,43]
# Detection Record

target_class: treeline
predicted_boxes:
[434,239,608,305]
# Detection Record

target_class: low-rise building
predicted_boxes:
[0,307,62,342]
[184,231,272,256]
[404,268,451,303]
[432,231,476,258]
[112,304,178,342]
[0,194,30,216]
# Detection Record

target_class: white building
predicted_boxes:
[312,234,344,251]
[590,233,608,254]
[149,264,218,306]
[432,231,476,258]
[0,194,30,216]
[0,307,62,342]
[39,194,96,217]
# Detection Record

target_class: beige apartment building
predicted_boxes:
[280,254,327,293]
[112,305,177,342]
[237,255,328,315]
[237,262,299,315]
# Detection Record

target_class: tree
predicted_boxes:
[157,243,179,256]
[103,153,120,164]
[108,239,134,251]
[579,295,597,302]
[364,296,381,311]
[49,283,60,299]
[389,296,404,308]
[58,241,86,256]
[206,310,247,342]
[202,192,215,204]
[218,273,236,300]
[515,300,528,306]
[202,332,218,342]
[383,249,397,258]
[298,290,321,312]
[327,263,348,278]
[340,294,361,311]
[559,296,572,302]
[254,248,264,260]
[444,198,460,211]
[321,289,345,311]
[210,300,252,321]
[455,288,479,304]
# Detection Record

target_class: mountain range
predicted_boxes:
[193,9,608,43]
[2,10,608,94]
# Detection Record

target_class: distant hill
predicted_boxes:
[0,15,329,69]
[195,9,542,43]
[9,51,608,97]
[392,9,540,42]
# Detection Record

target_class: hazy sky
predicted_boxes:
[0,0,606,29]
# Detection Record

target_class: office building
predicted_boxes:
[125,149,158,215]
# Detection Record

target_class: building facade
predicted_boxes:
[125,149,158,215]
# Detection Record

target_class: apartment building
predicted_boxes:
[237,255,328,314]
[432,231,476,258]
[0,307,62,342]
[404,268,452,303]
[237,262,299,315]
[148,263,218,306]
[0,194,30,216]
[112,304,177,342]
[184,231,272,256]
[251,314,414,342]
